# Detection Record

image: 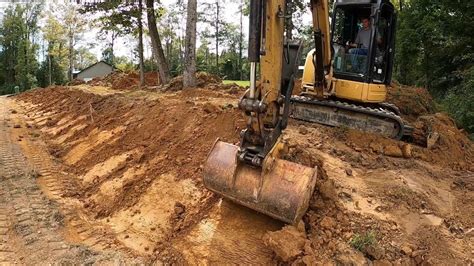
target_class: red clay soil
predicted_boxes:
[18,86,245,220]
[15,80,473,265]
[88,71,161,90]
[387,82,437,121]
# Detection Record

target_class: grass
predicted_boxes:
[349,231,377,252]
[223,80,250,87]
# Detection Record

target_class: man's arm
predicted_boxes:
[349,32,361,48]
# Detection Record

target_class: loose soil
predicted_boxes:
[5,78,473,264]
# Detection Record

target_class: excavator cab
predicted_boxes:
[331,0,396,84]
[295,0,410,140]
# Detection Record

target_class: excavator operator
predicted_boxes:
[348,17,381,73]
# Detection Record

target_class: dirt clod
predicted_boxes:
[263,226,307,262]
[384,144,403,157]
[320,216,336,229]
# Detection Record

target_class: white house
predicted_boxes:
[73,61,114,82]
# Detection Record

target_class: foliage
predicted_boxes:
[0,3,43,94]
[394,0,474,134]
[114,56,136,72]
[80,0,143,66]
[42,12,68,71]
[442,66,474,137]
[349,231,377,252]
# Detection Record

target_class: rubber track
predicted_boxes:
[290,95,411,139]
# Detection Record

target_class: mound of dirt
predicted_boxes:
[387,83,437,120]
[160,72,223,91]
[332,116,473,171]
[89,71,160,90]
[68,79,86,86]
[271,120,472,265]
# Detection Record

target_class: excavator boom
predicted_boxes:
[203,0,318,224]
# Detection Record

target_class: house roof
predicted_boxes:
[76,60,114,75]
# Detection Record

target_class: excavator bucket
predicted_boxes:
[203,140,317,224]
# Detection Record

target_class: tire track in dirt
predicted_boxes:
[0,96,144,264]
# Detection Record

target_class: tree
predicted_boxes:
[0,3,43,93]
[61,3,87,81]
[42,12,68,86]
[146,0,171,84]
[76,46,97,70]
[394,0,474,135]
[138,0,145,87]
[183,0,198,87]
[201,0,228,75]
[81,1,153,84]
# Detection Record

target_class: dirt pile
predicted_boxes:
[335,114,473,171]
[89,71,161,90]
[387,83,437,120]
[68,79,86,86]
[160,72,228,92]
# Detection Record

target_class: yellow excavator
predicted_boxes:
[204,0,408,224]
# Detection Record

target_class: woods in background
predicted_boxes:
[394,0,474,135]
[0,0,472,135]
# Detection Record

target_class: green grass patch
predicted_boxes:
[349,231,377,252]
[223,80,250,87]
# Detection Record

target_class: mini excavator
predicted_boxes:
[204,0,408,224]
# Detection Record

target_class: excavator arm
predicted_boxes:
[202,0,331,224]
[309,0,332,96]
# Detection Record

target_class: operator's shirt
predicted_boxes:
[355,27,372,49]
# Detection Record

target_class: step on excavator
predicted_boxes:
[204,0,408,224]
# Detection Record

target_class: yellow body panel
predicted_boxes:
[301,50,316,92]
[301,50,387,103]
[333,79,386,102]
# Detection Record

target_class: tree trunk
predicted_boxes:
[399,0,403,11]
[48,54,52,86]
[138,0,145,87]
[111,31,116,65]
[183,0,197,87]
[215,0,219,74]
[146,0,171,84]
[239,0,243,80]
[68,32,74,81]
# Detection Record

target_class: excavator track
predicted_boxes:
[290,96,412,140]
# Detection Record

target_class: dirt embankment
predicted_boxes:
[17,85,248,261]
[14,77,473,264]
[265,82,473,265]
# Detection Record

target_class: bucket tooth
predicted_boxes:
[203,140,317,224]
